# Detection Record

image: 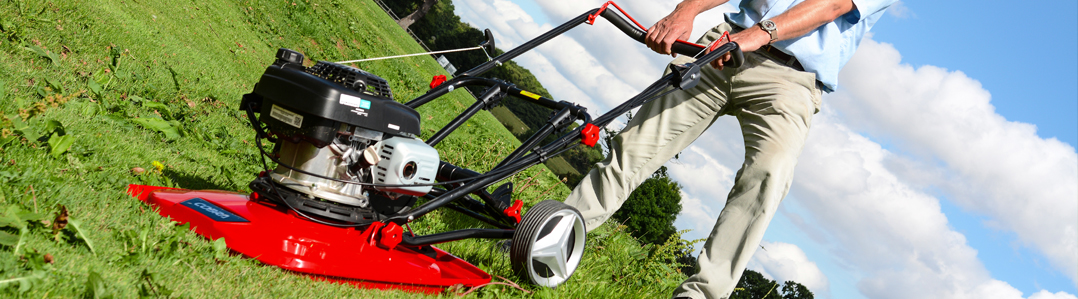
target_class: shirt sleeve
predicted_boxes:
[843,0,898,23]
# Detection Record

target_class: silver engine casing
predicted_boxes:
[372,136,439,196]
[270,127,439,207]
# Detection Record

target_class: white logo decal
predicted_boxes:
[340,93,363,107]
[193,202,233,219]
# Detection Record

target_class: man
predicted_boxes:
[564,0,896,298]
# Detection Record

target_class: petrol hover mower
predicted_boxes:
[127,2,742,293]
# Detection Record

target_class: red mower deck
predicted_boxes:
[127,184,491,294]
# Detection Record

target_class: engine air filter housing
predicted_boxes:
[373,137,439,196]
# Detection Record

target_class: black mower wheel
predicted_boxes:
[510,200,586,288]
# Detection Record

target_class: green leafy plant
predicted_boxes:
[23,44,58,66]
[213,237,228,262]
[1,20,25,41]
[0,268,47,293]
[47,131,74,157]
[0,205,63,294]
[67,217,96,254]
[129,117,181,140]
[137,268,173,298]
[113,226,154,265]
[113,221,195,266]
[86,79,103,97]
[0,205,45,252]
[84,270,114,299]
[6,113,38,142]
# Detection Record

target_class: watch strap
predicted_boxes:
[759,19,778,44]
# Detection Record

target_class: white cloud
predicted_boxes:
[668,145,736,198]
[675,191,717,234]
[748,241,831,296]
[791,113,1063,299]
[829,38,1078,283]
[885,1,913,19]
[668,144,737,234]
[783,38,1077,298]
[1030,290,1078,299]
[454,0,645,112]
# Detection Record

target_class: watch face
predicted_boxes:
[762,20,777,31]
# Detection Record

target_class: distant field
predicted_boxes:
[489,105,529,136]
[0,0,692,297]
[541,156,582,182]
[488,105,581,182]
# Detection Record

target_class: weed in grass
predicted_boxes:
[129,117,181,141]
[213,237,228,263]
[112,221,195,266]
[136,268,173,298]
[0,204,90,294]
[66,217,97,255]
[22,44,57,66]
[83,270,113,298]
[0,263,47,293]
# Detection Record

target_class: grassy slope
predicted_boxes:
[0,0,692,297]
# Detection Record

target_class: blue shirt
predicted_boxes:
[727,0,896,92]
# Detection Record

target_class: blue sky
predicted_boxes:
[448,0,1077,298]
[829,1,1078,296]
[869,1,1077,147]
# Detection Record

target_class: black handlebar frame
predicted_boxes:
[252,4,746,246]
[382,4,744,234]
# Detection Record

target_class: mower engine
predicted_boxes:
[243,48,439,209]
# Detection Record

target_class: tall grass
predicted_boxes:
[0,0,695,297]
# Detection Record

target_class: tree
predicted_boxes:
[781,280,814,299]
[610,165,682,245]
[396,0,440,30]
[730,269,814,299]
[731,270,783,299]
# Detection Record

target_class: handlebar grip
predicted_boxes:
[600,9,744,68]
[724,44,745,68]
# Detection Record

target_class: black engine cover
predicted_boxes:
[250,57,420,143]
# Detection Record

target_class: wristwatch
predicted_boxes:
[758,19,778,44]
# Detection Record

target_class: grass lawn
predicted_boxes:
[0,0,695,297]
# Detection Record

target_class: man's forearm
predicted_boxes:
[727,0,855,53]
[768,0,856,41]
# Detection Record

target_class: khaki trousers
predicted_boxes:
[563,23,821,299]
